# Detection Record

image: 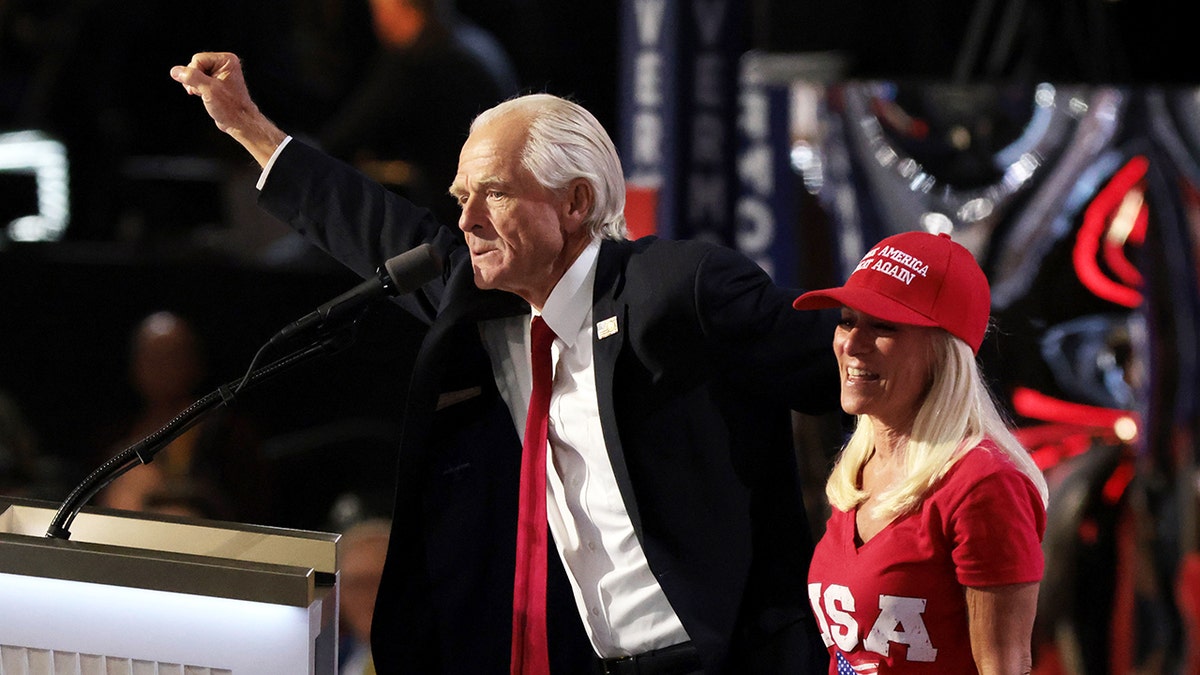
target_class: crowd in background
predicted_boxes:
[0,0,619,245]
[0,0,619,516]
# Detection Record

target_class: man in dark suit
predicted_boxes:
[172,52,839,674]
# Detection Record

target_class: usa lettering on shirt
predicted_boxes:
[807,583,939,663]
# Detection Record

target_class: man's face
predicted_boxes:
[450,113,590,309]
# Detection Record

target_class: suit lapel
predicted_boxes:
[409,259,528,415]
[417,244,645,536]
[437,254,531,327]
[591,240,643,536]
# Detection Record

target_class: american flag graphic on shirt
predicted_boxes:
[836,651,881,674]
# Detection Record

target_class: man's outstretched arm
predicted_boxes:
[170,51,287,167]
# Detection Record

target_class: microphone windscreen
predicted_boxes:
[383,243,444,293]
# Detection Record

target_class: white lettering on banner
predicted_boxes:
[738,144,771,196]
[634,52,662,107]
[809,583,939,664]
[628,0,667,184]
[633,111,663,168]
[739,87,769,139]
[734,83,774,278]
[634,0,667,45]
[735,195,773,255]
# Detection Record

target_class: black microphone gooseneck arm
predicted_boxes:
[45,243,445,540]
[269,243,443,345]
[44,327,357,540]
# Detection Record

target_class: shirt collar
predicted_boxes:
[537,237,600,348]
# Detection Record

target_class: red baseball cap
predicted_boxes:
[793,231,991,353]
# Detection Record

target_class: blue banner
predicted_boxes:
[618,0,741,243]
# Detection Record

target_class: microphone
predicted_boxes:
[270,243,443,344]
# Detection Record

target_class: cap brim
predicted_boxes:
[793,287,939,328]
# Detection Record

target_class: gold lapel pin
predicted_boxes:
[596,316,619,340]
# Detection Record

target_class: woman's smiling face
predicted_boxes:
[833,307,938,434]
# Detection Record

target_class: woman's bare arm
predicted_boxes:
[967,581,1040,674]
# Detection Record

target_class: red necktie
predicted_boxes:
[511,315,555,675]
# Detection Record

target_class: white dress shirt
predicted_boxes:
[256,136,292,190]
[480,238,689,657]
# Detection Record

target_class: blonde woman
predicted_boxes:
[795,231,1049,675]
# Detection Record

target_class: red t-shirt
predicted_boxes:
[807,442,1046,674]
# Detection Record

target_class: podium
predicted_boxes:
[0,496,339,674]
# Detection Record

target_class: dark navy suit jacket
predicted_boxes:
[260,140,840,674]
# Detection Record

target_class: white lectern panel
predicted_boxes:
[0,572,317,673]
[0,497,339,675]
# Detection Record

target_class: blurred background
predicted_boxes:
[0,1,1196,673]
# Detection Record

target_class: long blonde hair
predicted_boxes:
[826,330,1048,518]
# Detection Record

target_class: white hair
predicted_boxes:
[471,94,628,240]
